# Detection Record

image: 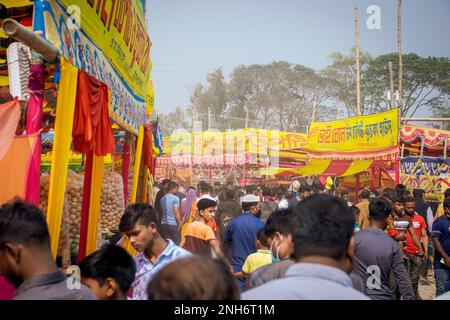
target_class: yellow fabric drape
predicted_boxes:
[131,125,145,203]
[290,159,332,176]
[85,154,104,256]
[46,58,78,258]
[339,160,374,177]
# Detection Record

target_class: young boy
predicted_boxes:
[181,198,226,262]
[235,228,272,279]
[79,244,136,300]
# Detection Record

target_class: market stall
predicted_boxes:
[0,0,160,263]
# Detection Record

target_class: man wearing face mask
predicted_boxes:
[243,194,369,299]
[403,197,428,299]
[431,198,450,297]
[246,209,295,289]
[223,194,264,291]
[0,200,96,300]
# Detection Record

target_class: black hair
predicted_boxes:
[197,198,217,211]
[245,185,256,194]
[262,187,273,197]
[256,228,269,247]
[79,244,136,293]
[198,183,210,194]
[351,205,360,216]
[340,190,349,197]
[412,189,424,199]
[264,208,294,237]
[0,199,50,249]
[360,189,370,199]
[404,196,415,204]
[119,203,159,233]
[147,256,240,300]
[391,195,406,203]
[242,201,258,212]
[382,188,396,202]
[224,189,235,200]
[444,198,450,210]
[292,194,354,261]
[301,186,312,193]
[445,189,450,199]
[369,198,392,222]
[168,181,179,190]
[395,184,407,197]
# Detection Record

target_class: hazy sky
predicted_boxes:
[147,0,450,117]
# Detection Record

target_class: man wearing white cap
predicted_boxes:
[223,194,265,292]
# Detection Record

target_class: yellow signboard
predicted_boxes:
[43,0,152,134]
[307,109,399,157]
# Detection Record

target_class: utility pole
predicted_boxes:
[311,97,317,122]
[397,0,403,108]
[354,6,361,116]
[388,61,395,108]
[208,107,211,131]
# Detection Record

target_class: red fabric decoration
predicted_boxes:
[72,71,115,156]
[143,124,155,173]
[77,150,93,264]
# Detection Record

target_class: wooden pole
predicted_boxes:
[311,97,317,122]
[444,139,448,159]
[388,61,395,109]
[401,143,405,158]
[401,118,450,122]
[397,0,403,108]
[420,137,425,158]
[355,6,361,116]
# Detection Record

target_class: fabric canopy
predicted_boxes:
[291,159,332,176]
[0,99,21,161]
[339,160,374,177]
[401,124,450,147]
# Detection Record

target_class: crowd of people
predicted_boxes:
[0,178,450,300]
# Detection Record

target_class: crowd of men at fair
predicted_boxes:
[0,178,450,300]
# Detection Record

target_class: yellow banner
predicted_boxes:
[43,0,152,134]
[307,109,399,154]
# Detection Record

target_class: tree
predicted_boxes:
[364,53,450,117]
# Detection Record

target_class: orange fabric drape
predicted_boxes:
[0,135,38,205]
[0,99,21,161]
[72,71,115,156]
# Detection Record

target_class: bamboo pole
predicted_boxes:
[388,61,395,108]
[355,6,361,116]
[397,0,403,108]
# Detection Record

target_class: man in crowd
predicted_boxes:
[356,189,371,229]
[79,244,135,300]
[0,199,95,300]
[403,197,428,299]
[431,198,450,297]
[119,203,190,299]
[435,189,450,219]
[181,198,226,262]
[223,194,265,291]
[413,189,434,234]
[243,194,369,299]
[351,198,415,300]
[289,185,312,208]
[146,256,240,300]
[154,179,171,223]
[260,187,278,223]
[160,181,183,245]
[215,188,242,237]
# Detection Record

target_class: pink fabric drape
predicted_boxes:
[25,64,46,206]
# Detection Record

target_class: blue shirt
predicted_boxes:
[431,216,450,269]
[224,213,265,273]
[131,239,190,300]
[160,193,180,226]
[242,263,370,300]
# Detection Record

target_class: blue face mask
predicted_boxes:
[270,235,289,263]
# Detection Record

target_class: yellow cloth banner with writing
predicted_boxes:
[307,109,399,156]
